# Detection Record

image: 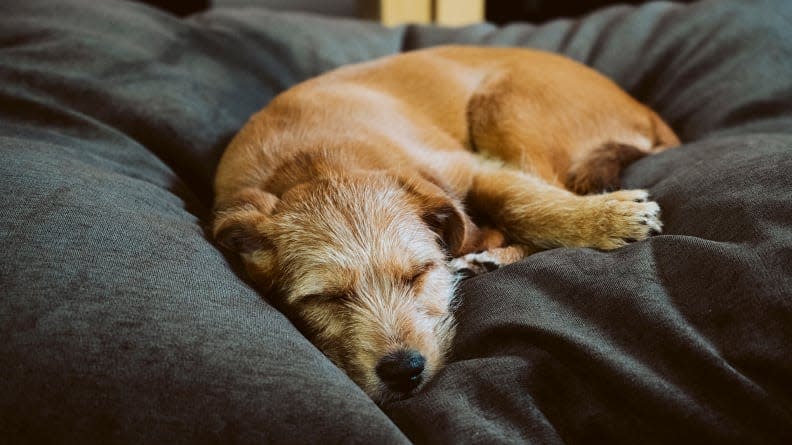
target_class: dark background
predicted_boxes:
[135,0,698,21]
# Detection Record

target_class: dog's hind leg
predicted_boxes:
[462,69,665,251]
[465,69,678,195]
[465,71,569,187]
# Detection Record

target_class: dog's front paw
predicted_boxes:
[588,190,663,249]
[450,251,501,280]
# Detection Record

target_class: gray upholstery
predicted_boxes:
[1,0,790,443]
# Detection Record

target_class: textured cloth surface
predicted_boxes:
[1,0,790,443]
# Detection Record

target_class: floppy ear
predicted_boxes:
[399,175,473,256]
[212,187,279,253]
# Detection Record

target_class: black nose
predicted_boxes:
[376,349,425,393]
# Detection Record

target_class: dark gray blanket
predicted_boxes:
[1,0,790,443]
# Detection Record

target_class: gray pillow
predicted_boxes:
[1,0,790,443]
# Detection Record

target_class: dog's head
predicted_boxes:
[213,172,469,402]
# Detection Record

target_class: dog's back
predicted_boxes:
[216,46,677,207]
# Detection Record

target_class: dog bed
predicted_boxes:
[1,0,790,443]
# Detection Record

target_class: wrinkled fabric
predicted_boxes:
[1,0,790,443]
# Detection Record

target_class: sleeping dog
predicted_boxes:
[212,46,678,403]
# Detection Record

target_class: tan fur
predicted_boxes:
[212,45,679,402]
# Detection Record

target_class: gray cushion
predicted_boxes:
[1,0,790,443]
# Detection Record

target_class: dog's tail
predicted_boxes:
[565,143,648,194]
[566,111,679,195]
[649,109,681,152]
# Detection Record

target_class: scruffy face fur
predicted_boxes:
[216,174,459,402]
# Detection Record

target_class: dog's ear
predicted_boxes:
[399,174,472,256]
[212,188,279,253]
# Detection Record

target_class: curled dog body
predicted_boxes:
[213,46,679,402]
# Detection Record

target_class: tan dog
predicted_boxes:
[212,45,678,402]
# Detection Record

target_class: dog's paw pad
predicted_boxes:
[450,252,502,279]
[454,268,477,280]
[481,261,499,272]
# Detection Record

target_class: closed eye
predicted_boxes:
[296,291,352,305]
[403,261,436,288]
